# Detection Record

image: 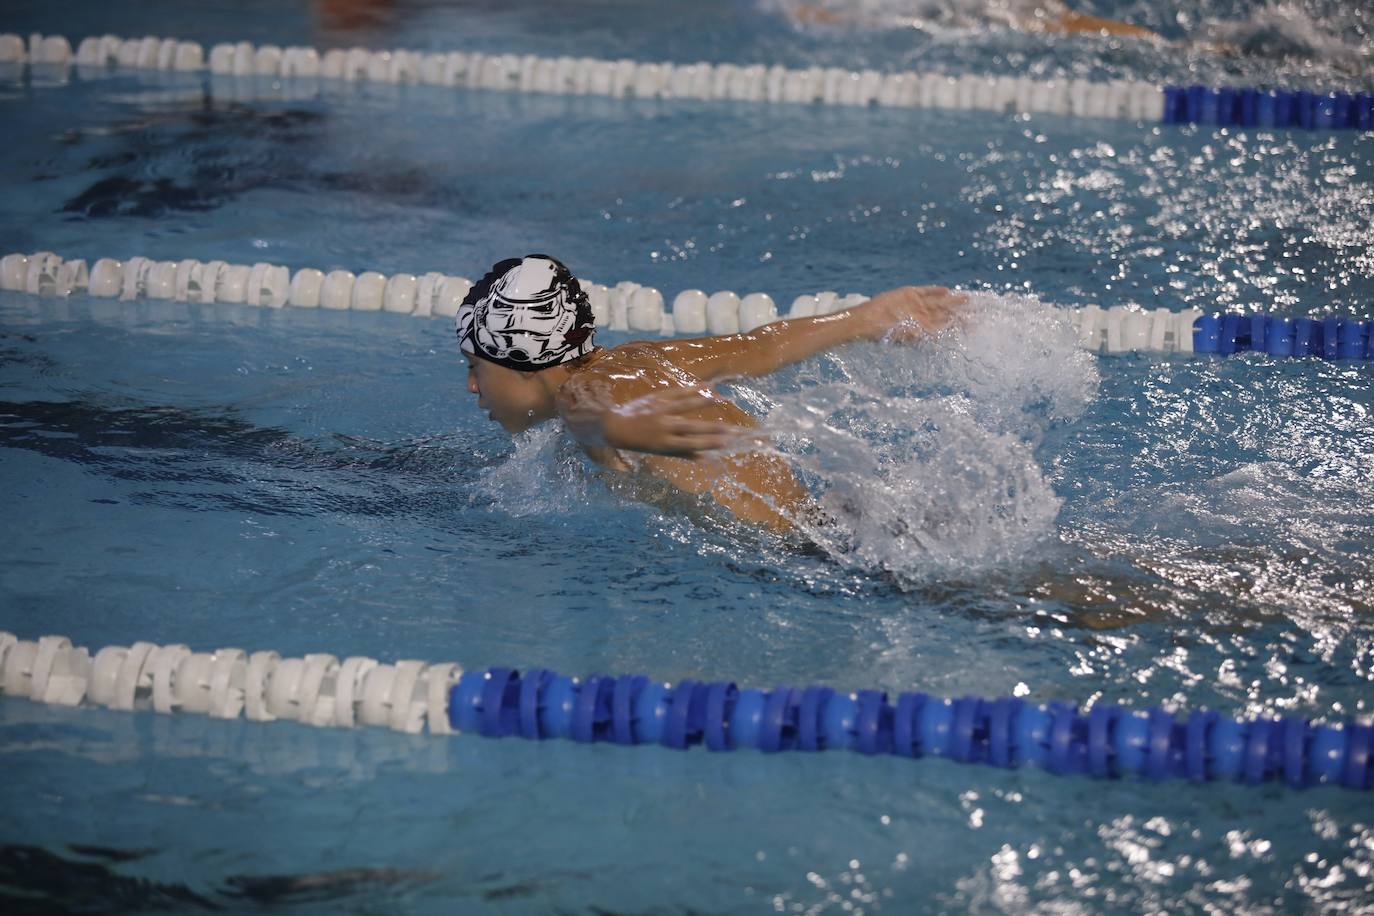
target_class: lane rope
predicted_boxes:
[8,30,1374,130]
[5,29,1370,131]
[4,249,1371,359]
[2,30,1164,120]
[1,630,1369,790]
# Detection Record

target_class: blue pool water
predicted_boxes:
[2,0,1373,911]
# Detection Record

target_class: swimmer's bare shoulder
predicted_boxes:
[557,340,810,529]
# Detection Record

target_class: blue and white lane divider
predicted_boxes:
[0,30,1165,121]
[4,30,1371,132]
[1,632,1370,791]
[4,250,1372,360]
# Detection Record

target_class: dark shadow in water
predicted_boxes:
[0,844,447,912]
[0,844,219,913]
[52,92,610,223]
[63,175,225,219]
[57,100,476,220]
[221,866,436,906]
[60,104,325,220]
[0,398,292,462]
[66,843,158,863]
[0,396,487,522]
[0,334,59,374]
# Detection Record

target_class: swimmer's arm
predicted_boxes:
[790,4,841,26]
[557,371,747,458]
[1044,11,1159,40]
[660,285,965,382]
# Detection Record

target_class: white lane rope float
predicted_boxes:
[0,630,460,736]
[2,30,1168,121]
[0,248,1226,355]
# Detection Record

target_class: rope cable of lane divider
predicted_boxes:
[4,249,1372,360]
[4,29,1372,131]
[0,630,1370,790]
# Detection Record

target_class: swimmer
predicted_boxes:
[774,0,1159,40]
[457,254,965,529]
[776,0,1371,69]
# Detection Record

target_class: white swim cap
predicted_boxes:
[455,254,596,371]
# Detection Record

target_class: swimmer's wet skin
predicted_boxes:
[457,254,965,529]
[784,0,1159,40]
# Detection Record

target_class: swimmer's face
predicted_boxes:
[465,355,553,434]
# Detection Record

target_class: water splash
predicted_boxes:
[1201,3,1371,69]
[471,423,592,517]
[850,290,1099,436]
[759,293,1097,581]
[780,394,1064,578]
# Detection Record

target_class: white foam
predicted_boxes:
[850,291,1099,435]
[769,390,1062,580]
[745,292,1097,579]
[1202,4,1371,68]
[1105,460,1364,550]
[473,425,591,517]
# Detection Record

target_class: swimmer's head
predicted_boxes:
[456,254,596,371]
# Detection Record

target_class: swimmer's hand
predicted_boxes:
[862,285,968,343]
[565,386,760,459]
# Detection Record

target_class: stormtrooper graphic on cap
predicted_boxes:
[456,254,596,371]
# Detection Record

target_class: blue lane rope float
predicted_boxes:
[1188,313,1374,360]
[1162,85,1374,131]
[449,667,1372,790]
[3,250,1373,359]
[2,632,1369,790]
